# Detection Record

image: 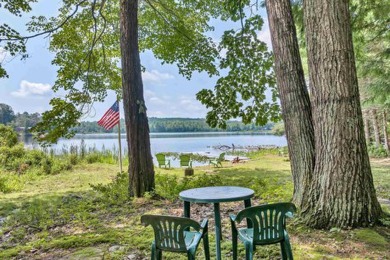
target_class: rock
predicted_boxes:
[126,254,137,260]
[108,245,124,252]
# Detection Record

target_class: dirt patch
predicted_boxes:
[370,157,390,166]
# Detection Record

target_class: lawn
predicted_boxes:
[0,152,389,259]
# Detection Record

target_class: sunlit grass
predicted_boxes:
[0,152,389,259]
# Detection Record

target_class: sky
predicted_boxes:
[0,1,271,121]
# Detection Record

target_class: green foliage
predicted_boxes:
[353,229,388,249]
[9,111,41,133]
[91,172,130,205]
[368,144,389,158]
[0,0,36,78]
[31,98,82,146]
[155,173,222,200]
[197,15,279,129]
[0,144,26,171]
[0,124,18,147]
[271,121,285,136]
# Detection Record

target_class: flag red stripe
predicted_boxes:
[98,101,120,130]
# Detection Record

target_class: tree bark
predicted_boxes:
[265,0,315,208]
[382,110,389,155]
[302,0,382,228]
[371,109,381,148]
[363,110,371,145]
[120,0,155,197]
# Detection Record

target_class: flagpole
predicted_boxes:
[117,100,123,173]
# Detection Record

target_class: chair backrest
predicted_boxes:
[218,153,226,162]
[155,153,166,165]
[141,215,201,252]
[180,154,191,167]
[235,203,296,244]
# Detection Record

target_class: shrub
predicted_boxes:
[91,172,130,205]
[0,125,18,147]
[0,144,26,171]
[368,144,388,158]
[85,153,101,164]
[271,121,285,136]
[155,173,223,200]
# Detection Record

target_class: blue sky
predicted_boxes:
[0,1,270,120]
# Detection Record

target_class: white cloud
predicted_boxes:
[142,70,174,83]
[11,80,52,97]
[149,97,167,105]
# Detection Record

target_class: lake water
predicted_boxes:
[24,132,287,167]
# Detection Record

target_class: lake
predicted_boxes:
[23,132,287,166]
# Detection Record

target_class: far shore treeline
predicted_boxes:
[0,104,280,135]
[76,118,275,134]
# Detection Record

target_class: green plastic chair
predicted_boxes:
[141,215,210,260]
[230,202,296,260]
[156,153,170,168]
[180,154,193,168]
[209,152,225,168]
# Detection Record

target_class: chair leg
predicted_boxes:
[156,249,162,260]
[283,233,294,260]
[232,229,238,260]
[245,243,254,260]
[280,242,287,259]
[187,252,195,260]
[151,243,156,260]
[203,234,210,260]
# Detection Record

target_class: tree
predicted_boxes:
[1,0,223,197]
[301,0,382,228]
[120,0,154,196]
[202,0,383,228]
[265,0,314,208]
[0,103,15,125]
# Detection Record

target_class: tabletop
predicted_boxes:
[179,186,254,203]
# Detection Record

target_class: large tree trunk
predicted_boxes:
[371,109,381,148]
[265,0,315,208]
[120,0,155,197]
[302,0,382,228]
[382,110,389,155]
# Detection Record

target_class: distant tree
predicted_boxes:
[0,103,15,125]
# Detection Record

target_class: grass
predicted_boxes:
[0,152,389,259]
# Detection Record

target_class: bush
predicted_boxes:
[0,125,18,148]
[368,145,388,158]
[85,153,101,164]
[0,144,26,171]
[91,172,130,205]
[155,173,222,200]
[271,121,285,136]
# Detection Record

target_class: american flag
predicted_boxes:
[98,101,120,130]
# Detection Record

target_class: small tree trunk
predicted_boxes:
[120,0,155,197]
[265,0,315,208]
[363,110,371,145]
[383,110,389,155]
[302,0,382,228]
[371,109,381,148]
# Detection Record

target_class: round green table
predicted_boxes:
[179,186,254,260]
